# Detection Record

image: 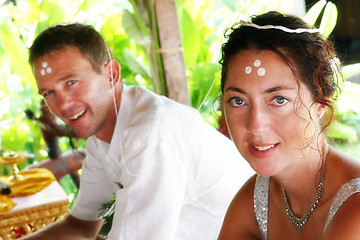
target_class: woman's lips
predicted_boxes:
[253,144,275,151]
[249,143,278,158]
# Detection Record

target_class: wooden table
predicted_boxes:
[0,181,69,240]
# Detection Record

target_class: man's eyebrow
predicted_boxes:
[59,73,77,81]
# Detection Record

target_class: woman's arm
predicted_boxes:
[218,175,260,240]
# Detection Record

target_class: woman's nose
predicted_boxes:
[247,105,269,136]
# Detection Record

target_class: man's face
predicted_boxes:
[34,46,116,139]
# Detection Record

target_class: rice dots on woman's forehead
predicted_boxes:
[244,59,266,76]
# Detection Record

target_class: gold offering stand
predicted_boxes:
[0,152,69,240]
[0,152,29,182]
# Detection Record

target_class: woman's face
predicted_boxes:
[223,50,325,176]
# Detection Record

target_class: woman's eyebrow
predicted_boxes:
[264,85,295,94]
[224,87,245,94]
[224,85,295,94]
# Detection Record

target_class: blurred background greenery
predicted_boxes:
[1,0,360,204]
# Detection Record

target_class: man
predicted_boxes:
[22,23,253,239]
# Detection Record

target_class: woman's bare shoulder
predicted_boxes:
[324,147,360,239]
[324,191,360,239]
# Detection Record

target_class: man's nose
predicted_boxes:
[57,92,72,112]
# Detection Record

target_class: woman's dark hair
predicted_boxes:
[219,11,343,133]
[29,23,111,73]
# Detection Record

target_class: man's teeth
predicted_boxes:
[69,109,86,120]
[254,144,275,151]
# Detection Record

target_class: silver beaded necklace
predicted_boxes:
[282,149,328,232]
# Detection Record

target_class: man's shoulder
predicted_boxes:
[125,84,197,124]
[127,84,193,109]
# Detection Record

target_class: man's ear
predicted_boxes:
[105,59,121,85]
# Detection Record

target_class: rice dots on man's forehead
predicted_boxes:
[40,61,52,76]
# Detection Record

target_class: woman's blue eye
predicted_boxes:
[273,96,288,106]
[229,97,244,106]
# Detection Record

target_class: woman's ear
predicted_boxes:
[218,116,231,139]
[316,103,327,119]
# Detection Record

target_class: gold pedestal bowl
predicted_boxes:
[0,152,32,182]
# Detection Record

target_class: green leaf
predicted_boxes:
[0,22,36,89]
[59,173,79,209]
[35,1,66,35]
[319,2,337,39]
[1,122,31,152]
[122,9,150,46]
[189,63,220,108]
[59,174,78,195]
[178,6,200,68]
[303,0,327,25]
[123,48,151,79]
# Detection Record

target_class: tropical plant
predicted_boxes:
[0,0,298,164]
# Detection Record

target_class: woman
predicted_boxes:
[218,11,360,239]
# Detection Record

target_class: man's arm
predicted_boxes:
[19,215,104,240]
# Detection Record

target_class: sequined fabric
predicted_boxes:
[324,178,360,233]
[254,175,270,240]
[254,176,360,239]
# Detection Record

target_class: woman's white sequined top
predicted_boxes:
[254,175,360,240]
